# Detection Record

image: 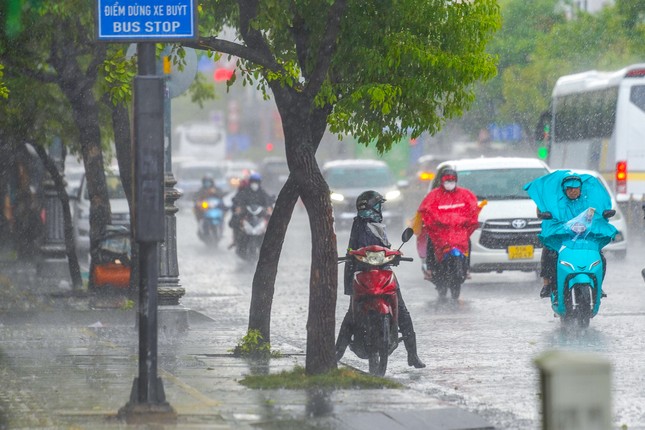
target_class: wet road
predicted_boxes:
[175,204,645,430]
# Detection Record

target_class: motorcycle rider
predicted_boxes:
[335,191,426,369]
[193,174,225,220]
[229,172,274,247]
[538,174,608,298]
[417,168,480,281]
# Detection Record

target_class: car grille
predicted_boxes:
[479,218,542,249]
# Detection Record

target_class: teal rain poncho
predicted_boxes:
[523,170,617,251]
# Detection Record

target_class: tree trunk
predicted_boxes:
[110,101,133,205]
[53,43,111,272]
[295,146,338,375]
[33,144,83,290]
[248,174,300,344]
[247,86,337,374]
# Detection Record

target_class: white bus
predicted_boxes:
[547,64,645,211]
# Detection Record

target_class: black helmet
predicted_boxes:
[202,174,215,188]
[440,167,458,182]
[356,190,386,222]
[356,190,386,211]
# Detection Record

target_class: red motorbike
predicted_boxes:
[338,228,414,376]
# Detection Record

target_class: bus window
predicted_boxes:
[630,86,645,112]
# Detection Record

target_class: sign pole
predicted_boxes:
[118,43,176,423]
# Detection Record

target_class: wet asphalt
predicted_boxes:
[0,248,493,429]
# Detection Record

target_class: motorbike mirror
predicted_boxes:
[401,227,414,243]
[602,209,616,219]
[538,211,553,220]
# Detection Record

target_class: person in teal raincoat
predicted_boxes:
[523,170,617,298]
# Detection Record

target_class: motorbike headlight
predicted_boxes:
[385,189,401,201]
[559,260,575,270]
[355,250,396,265]
[201,201,209,209]
[589,259,601,269]
[330,192,345,202]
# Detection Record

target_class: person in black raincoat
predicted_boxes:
[335,190,425,368]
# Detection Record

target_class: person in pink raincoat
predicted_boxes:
[417,168,482,280]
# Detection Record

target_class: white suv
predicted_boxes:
[431,157,550,274]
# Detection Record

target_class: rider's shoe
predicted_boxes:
[601,291,607,298]
[539,284,551,298]
[403,333,426,368]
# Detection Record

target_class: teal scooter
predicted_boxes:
[539,208,615,328]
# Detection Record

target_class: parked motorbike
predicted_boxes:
[337,227,414,376]
[236,204,270,261]
[196,196,226,246]
[539,208,615,328]
[426,245,468,300]
[90,225,132,294]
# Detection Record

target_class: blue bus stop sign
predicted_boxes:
[96,0,197,42]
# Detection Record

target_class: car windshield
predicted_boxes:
[325,166,394,188]
[83,174,127,200]
[458,168,549,200]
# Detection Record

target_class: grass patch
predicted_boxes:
[239,365,403,390]
[231,329,282,359]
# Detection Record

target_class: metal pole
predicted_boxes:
[119,42,175,422]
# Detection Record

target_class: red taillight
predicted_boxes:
[616,161,627,193]
[625,69,645,78]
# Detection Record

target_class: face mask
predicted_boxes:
[250,183,260,192]
[443,181,456,191]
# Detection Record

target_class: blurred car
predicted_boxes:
[174,159,228,201]
[73,170,130,262]
[407,154,453,212]
[560,168,628,259]
[322,159,408,230]
[64,164,85,197]
[259,157,289,196]
[430,157,550,274]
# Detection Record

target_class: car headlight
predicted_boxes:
[385,189,401,201]
[330,192,345,202]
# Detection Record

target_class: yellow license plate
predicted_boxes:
[508,245,534,260]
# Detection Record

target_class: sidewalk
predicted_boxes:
[0,261,494,430]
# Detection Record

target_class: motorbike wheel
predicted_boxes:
[575,285,592,328]
[367,314,390,377]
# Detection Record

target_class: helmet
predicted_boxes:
[202,174,215,188]
[356,190,386,222]
[562,175,582,189]
[249,172,262,183]
[439,168,458,182]
[561,175,582,198]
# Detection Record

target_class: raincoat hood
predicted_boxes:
[523,170,617,250]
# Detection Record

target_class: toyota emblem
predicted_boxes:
[511,219,527,229]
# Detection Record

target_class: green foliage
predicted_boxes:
[0,64,8,98]
[232,329,281,359]
[239,365,403,389]
[101,49,136,106]
[196,0,501,153]
[460,0,645,143]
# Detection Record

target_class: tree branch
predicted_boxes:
[182,37,278,71]
[305,0,347,98]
